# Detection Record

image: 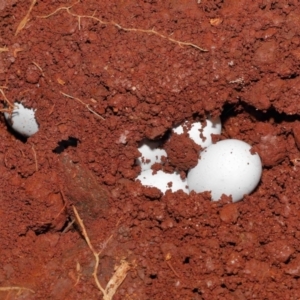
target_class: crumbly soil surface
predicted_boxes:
[1,1,300,299]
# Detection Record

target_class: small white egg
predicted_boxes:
[4,103,39,137]
[173,116,222,148]
[136,139,167,172]
[137,169,188,194]
[187,139,262,202]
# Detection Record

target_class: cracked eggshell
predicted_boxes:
[136,169,188,194]
[187,139,262,202]
[173,116,222,148]
[136,139,167,172]
[4,103,39,137]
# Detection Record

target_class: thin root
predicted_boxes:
[15,0,37,36]
[32,61,45,76]
[60,91,105,120]
[72,205,130,300]
[0,89,14,109]
[165,253,181,278]
[0,286,34,293]
[30,144,38,171]
[62,218,75,234]
[0,46,9,53]
[74,261,82,286]
[38,2,207,52]
[72,205,105,294]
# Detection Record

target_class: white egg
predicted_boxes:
[136,139,167,171]
[137,169,189,194]
[5,103,39,137]
[173,116,222,148]
[187,139,262,202]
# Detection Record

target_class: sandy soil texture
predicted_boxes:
[1,0,300,299]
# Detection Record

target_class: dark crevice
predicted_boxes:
[4,117,28,143]
[279,73,299,80]
[221,101,300,125]
[284,256,292,265]
[192,288,202,294]
[183,257,190,264]
[58,217,73,233]
[53,136,79,153]
[34,224,52,235]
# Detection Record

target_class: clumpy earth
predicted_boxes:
[1,0,300,299]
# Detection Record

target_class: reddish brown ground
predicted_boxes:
[1,1,300,299]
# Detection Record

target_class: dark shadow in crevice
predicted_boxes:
[279,73,299,80]
[53,136,79,154]
[221,101,300,125]
[4,117,28,143]
[183,257,190,264]
[192,288,202,294]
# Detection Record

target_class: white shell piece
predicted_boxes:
[137,169,189,194]
[173,116,222,148]
[187,139,262,202]
[136,139,167,172]
[4,103,39,137]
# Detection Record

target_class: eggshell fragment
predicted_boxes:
[136,139,167,171]
[173,116,222,148]
[187,139,262,202]
[5,103,39,137]
[136,169,188,194]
